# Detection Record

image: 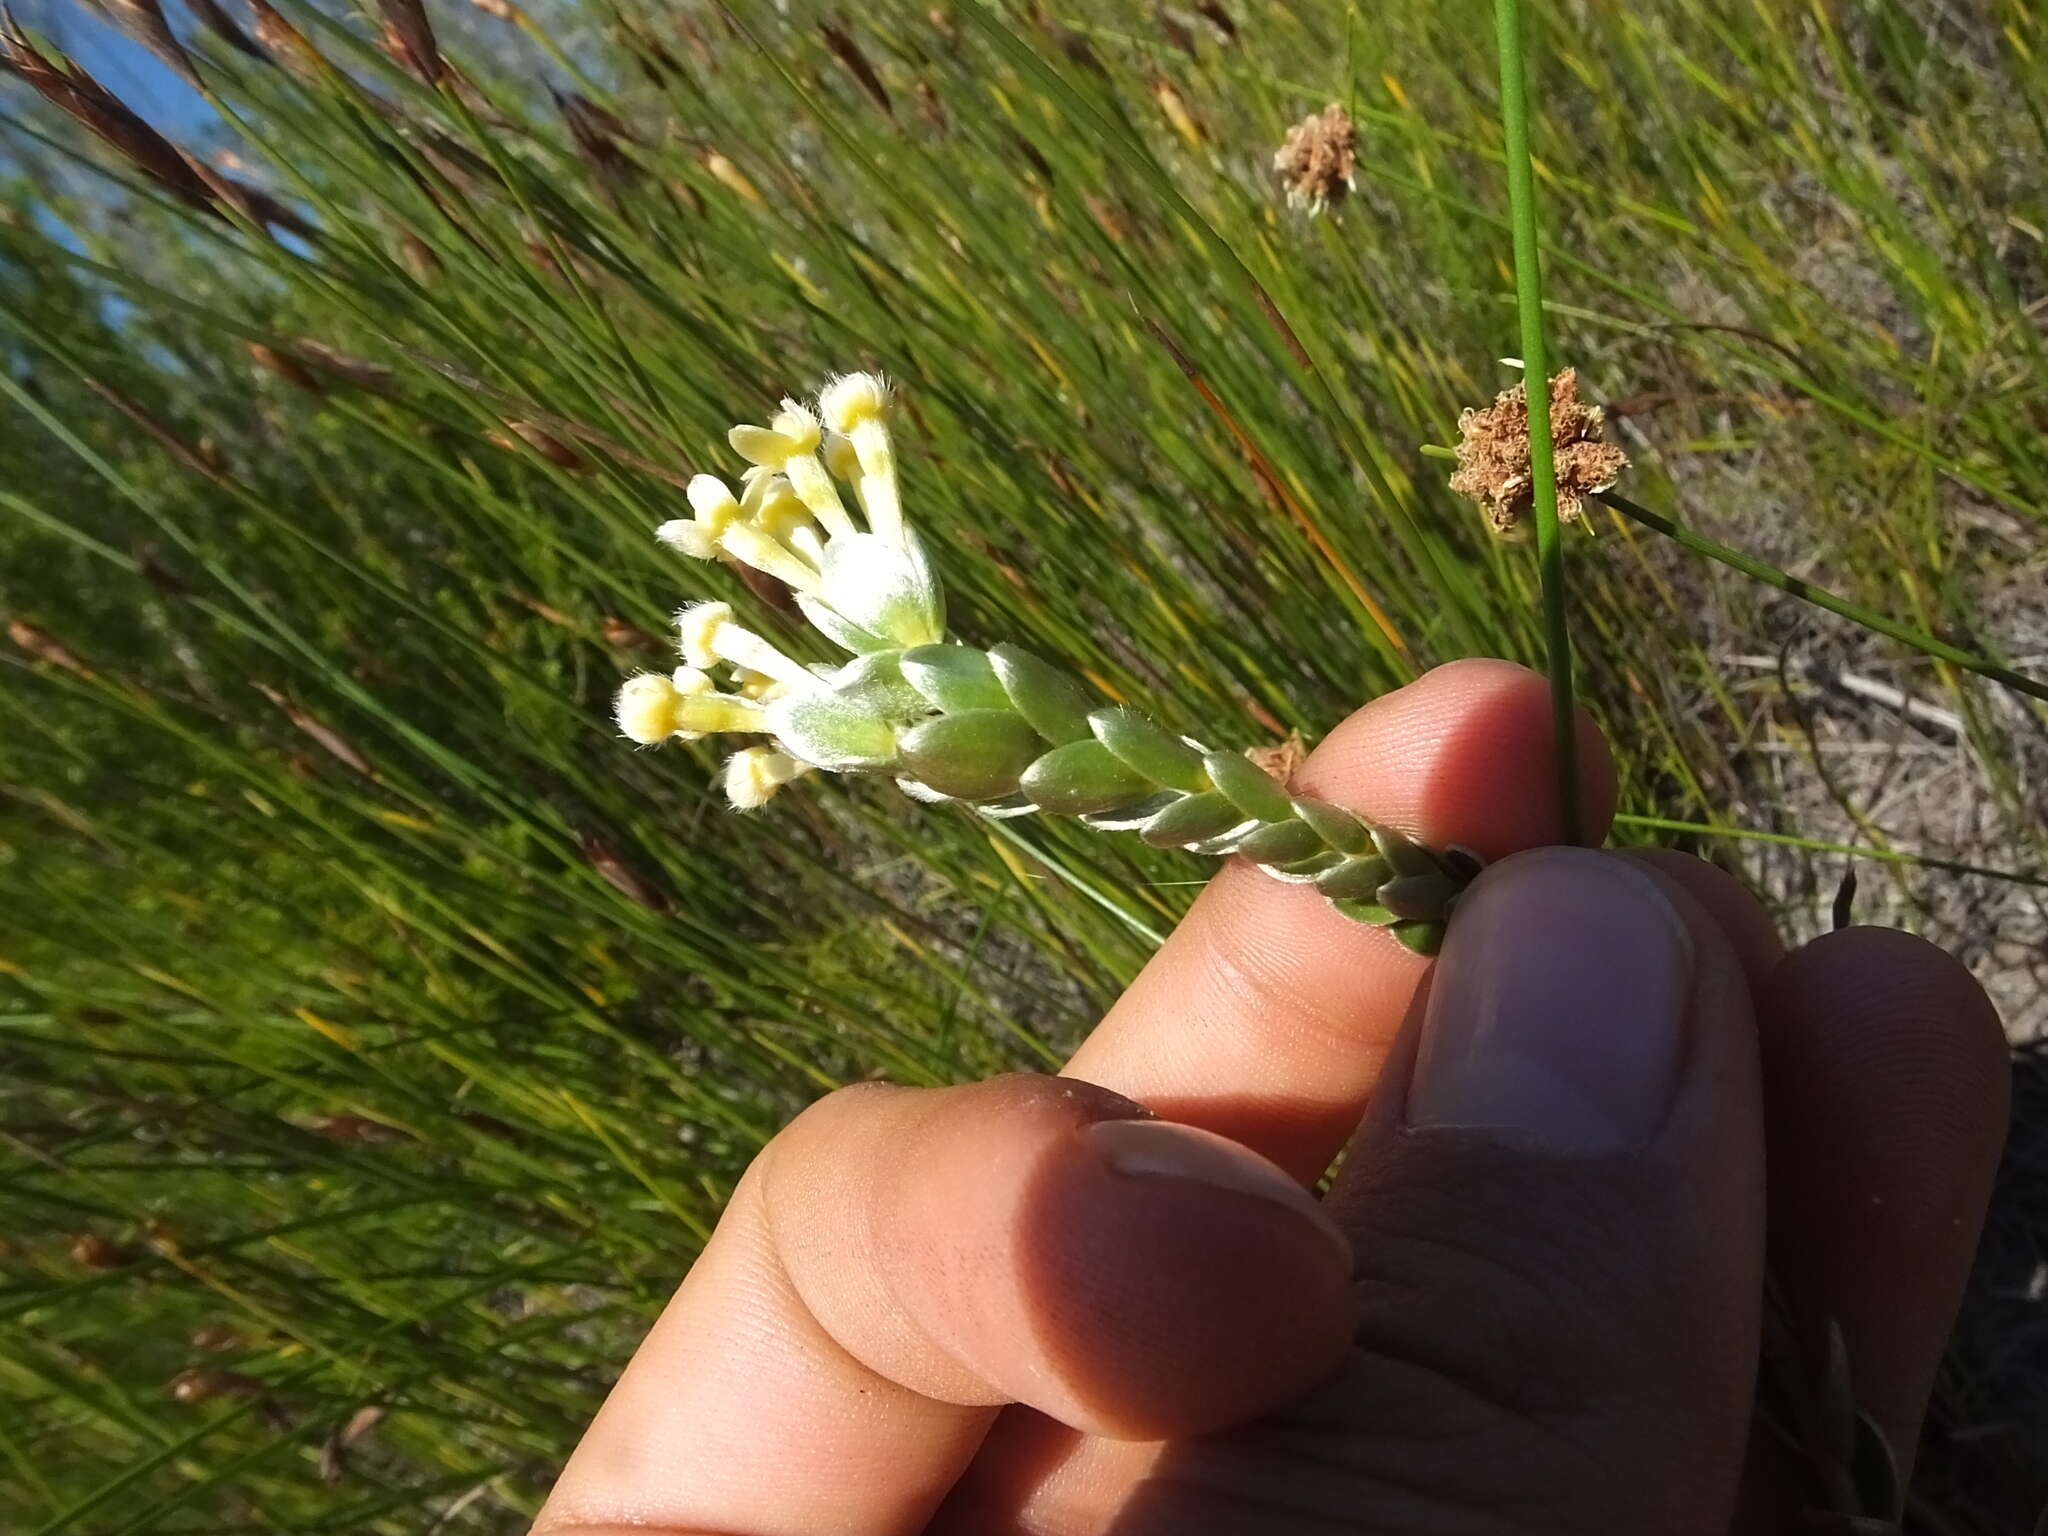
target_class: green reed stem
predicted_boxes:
[1614,814,2047,888]
[1493,0,1582,843]
[1598,491,2048,706]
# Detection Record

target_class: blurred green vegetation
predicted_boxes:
[2,0,2043,1528]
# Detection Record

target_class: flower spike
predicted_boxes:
[611,368,1484,941]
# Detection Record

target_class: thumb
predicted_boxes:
[1322,847,1765,1532]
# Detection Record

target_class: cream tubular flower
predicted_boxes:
[671,690,769,734]
[655,519,717,560]
[751,477,818,542]
[717,522,824,595]
[675,601,822,693]
[686,474,743,530]
[614,672,684,744]
[668,664,716,740]
[723,745,806,810]
[675,600,733,670]
[818,372,901,545]
[728,412,854,539]
[655,476,746,561]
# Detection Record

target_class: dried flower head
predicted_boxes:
[1272,104,1356,213]
[1244,731,1308,784]
[1448,368,1629,534]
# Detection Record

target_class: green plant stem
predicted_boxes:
[1493,0,1583,843]
[1597,492,2048,706]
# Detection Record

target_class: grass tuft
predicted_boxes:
[1,0,2044,1528]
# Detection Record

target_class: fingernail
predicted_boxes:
[1407,848,1693,1154]
[1089,1118,1353,1266]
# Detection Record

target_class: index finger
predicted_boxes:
[1063,658,1618,1182]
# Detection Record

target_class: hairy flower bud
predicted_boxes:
[770,400,822,454]
[614,672,682,743]
[818,372,891,434]
[724,746,804,809]
[675,601,733,670]
[655,518,718,559]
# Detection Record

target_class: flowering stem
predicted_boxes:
[1492,0,1583,844]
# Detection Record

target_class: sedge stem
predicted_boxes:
[1493,0,1582,843]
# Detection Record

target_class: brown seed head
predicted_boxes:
[1273,104,1356,213]
[307,1113,410,1143]
[1245,732,1307,785]
[246,341,323,394]
[243,0,327,77]
[70,1232,137,1269]
[600,617,666,654]
[84,379,231,481]
[1194,0,1237,42]
[578,833,670,912]
[320,1403,388,1483]
[1,22,218,211]
[10,618,91,676]
[497,420,586,470]
[190,1322,246,1352]
[820,20,893,118]
[254,683,378,778]
[1447,368,1629,534]
[292,341,396,393]
[168,1368,265,1404]
[398,230,440,283]
[374,0,443,84]
[1155,4,1196,55]
[83,0,195,87]
[137,544,190,597]
[183,0,266,59]
[555,91,638,185]
[913,79,948,134]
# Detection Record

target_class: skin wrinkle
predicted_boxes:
[1176,1391,1595,1531]
[1186,876,1410,1082]
[1129,1334,1736,1536]
[850,1207,992,1407]
[1346,1214,1639,1428]
[770,1094,1002,1409]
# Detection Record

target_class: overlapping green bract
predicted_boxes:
[789,638,1478,955]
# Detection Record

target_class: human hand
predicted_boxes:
[533,659,2008,1535]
